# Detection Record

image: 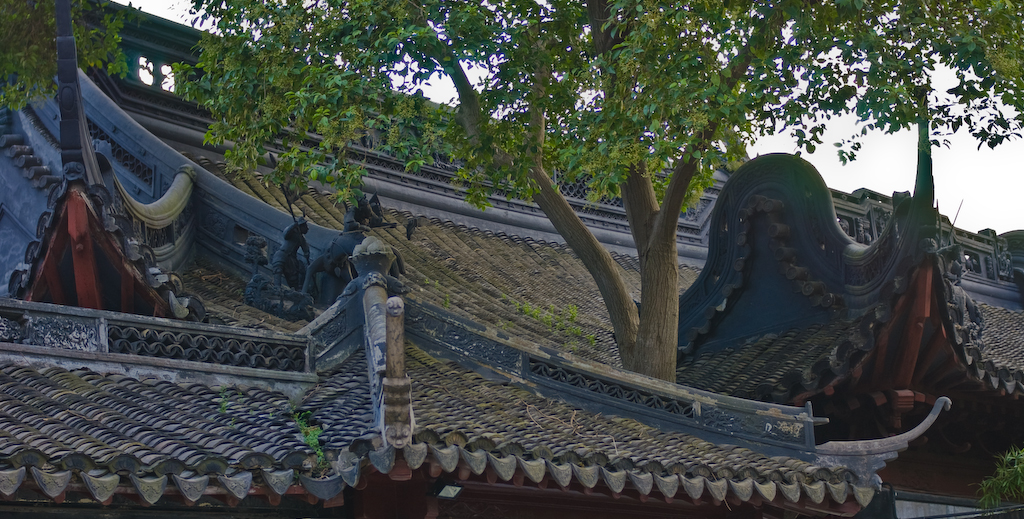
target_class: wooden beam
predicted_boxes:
[39,259,67,305]
[26,205,70,303]
[67,190,102,309]
[912,319,953,388]
[858,262,928,394]
[894,263,934,388]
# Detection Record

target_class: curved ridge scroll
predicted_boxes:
[814,397,951,487]
[113,165,196,229]
[677,153,939,358]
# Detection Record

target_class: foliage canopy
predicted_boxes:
[177,0,1024,197]
[0,0,130,110]
[174,0,1024,379]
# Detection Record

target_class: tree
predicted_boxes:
[175,0,1024,381]
[0,0,129,110]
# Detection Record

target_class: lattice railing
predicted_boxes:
[0,298,311,373]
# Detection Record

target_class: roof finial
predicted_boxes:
[54,0,103,186]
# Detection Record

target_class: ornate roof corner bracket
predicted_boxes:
[382,297,414,449]
[814,396,951,488]
[354,237,413,448]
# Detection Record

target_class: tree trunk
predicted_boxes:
[585,0,685,382]
[526,165,640,360]
[626,236,679,382]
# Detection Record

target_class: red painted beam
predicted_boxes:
[893,263,934,389]
[67,190,102,309]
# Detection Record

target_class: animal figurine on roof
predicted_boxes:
[242,233,315,321]
[302,194,405,305]
[270,217,310,289]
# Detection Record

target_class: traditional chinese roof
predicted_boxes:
[187,157,700,365]
[306,346,878,509]
[668,151,1024,495]
[0,7,973,515]
[0,331,898,513]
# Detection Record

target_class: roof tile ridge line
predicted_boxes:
[404,300,819,421]
[397,209,641,262]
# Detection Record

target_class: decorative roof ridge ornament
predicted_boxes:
[677,104,944,361]
[303,194,404,306]
[11,0,174,316]
[353,237,412,451]
[242,234,315,321]
[54,0,103,188]
[401,300,827,456]
[111,165,196,228]
[815,396,951,488]
[382,296,414,451]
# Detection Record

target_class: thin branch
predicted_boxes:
[652,8,782,242]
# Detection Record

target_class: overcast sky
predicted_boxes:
[120,0,1024,235]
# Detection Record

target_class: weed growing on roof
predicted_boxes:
[504,298,590,339]
[293,410,330,474]
[443,294,451,309]
[218,387,231,414]
[587,334,596,347]
[564,304,578,322]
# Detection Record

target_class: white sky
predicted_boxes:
[120,0,1024,235]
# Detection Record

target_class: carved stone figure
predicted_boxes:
[935,241,985,348]
[270,217,310,289]
[855,218,873,245]
[997,237,1014,280]
[838,217,851,237]
[937,242,965,285]
[966,254,981,274]
[243,232,314,321]
[303,195,404,305]
[871,205,892,233]
[244,274,315,322]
